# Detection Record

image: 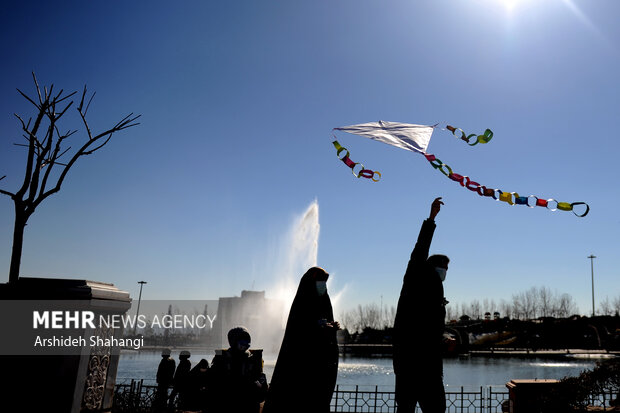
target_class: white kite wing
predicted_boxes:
[334,120,434,154]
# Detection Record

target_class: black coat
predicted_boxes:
[262,268,339,413]
[156,356,176,387]
[393,219,445,377]
[173,358,192,391]
[209,348,267,413]
[185,362,210,411]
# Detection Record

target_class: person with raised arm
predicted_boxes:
[393,197,450,413]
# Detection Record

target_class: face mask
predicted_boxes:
[435,267,447,282]
[316,281,327,296]
[236,340,250,352]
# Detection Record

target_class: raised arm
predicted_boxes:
[403,197,443,281]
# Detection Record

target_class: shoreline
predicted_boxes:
[121,345,620,360]
[468,348,620,359]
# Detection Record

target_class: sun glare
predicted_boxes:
[494,0,530,13]
[494,0,612,48]
[503,0,518,11]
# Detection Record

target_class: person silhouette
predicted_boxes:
[185,358,210,412]
[209,326,268,413]
[393,197,450,413]
[262,267,340,413]
[168,350,191,410]
[153,348,175,412]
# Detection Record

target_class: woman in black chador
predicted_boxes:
[262,266,340,413]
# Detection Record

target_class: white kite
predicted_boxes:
[334,121,434,154]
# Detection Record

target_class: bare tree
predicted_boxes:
[482,298,497,317]
[339,310,357,333]
[359,303,382,329]
[556,293,579,318]
[510,287,538,320]
[340,303,397,333]
[511,293,524,320]
[382,304,396,328]
[445,304,456,322]
[598,296,613,316]
[538,286,553,317]
[450,287,581,321]
[460,302,470,319]
[613,295,620,316]
[499,298,512,319]
[525,287,539,319]
[1,74,140,283]
[469,299,482,320]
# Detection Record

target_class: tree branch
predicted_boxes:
[38,127,73,199]
[15,100,47,199]
[77,87,94,140]
[32,72,42,105]
[54,90,76,105]
[46,84,54,105]
[34,109,140,210]
[31,120,55,201]
[0,174,15,197]
[16,88,41,110]
[85,91,95,115]
[82,134,113,155]
[26,122,50,204]
[54,99,74,120]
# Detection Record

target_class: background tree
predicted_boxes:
[469,299,482,320]
[556,293,579,317]
[613,295,620,316]
[499,298,513,319]
[596,295,620,316]
[0,74,140,283]
[538,286,552,317]
[453,287,580,321]
[340,303,397,333]
[598,297,613,316]
[482,298,497,317]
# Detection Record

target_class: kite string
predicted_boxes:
[423,153,590,217]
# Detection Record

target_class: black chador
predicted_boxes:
[262,267,339,413]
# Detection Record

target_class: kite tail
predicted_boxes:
[332,140,381,182]
[446,125,494,146]
[423,153,590,217]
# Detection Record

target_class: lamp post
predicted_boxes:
[587,255,596,317]
[135,281,147,334]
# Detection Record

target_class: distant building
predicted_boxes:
[209,290,285,353]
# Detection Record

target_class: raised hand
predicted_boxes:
[429,197,444,220]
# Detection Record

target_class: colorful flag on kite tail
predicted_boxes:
[331,121,589,217]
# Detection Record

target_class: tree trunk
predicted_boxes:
[8,206,27,284]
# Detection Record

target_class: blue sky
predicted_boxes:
[1,0,618,318]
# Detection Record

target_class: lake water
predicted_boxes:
[116,350,599,390]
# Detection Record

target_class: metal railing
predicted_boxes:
[112,381,510,413]
[331,385,509,413]
[585,388,620,411]
[113,379,158,413]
